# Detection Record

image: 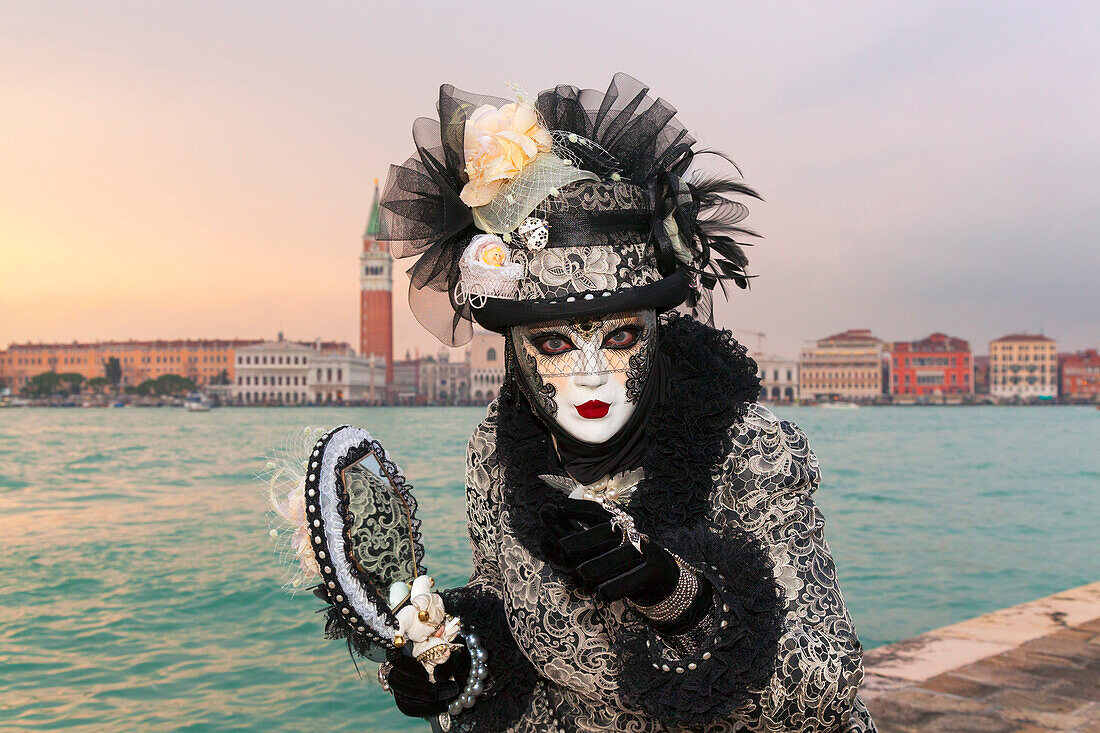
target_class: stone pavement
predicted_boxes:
[861,582,1100,732]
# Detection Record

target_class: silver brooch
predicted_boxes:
[604,503,644,553]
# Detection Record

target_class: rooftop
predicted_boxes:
[818,329,883,345]
[892,333,971,353]
[991,333,1055,343]
[363,179,381,240]
[4,338,263,351]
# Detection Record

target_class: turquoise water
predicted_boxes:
[1,406,1097,731]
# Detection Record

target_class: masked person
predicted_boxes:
[376,75,877,732]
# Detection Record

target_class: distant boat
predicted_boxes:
[820,401,860,410]
[183,394,213,412]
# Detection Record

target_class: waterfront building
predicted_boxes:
[799,329,884,402]
[1059,349,1100,403]
[309,348,386,405]
[429,351,470,405]
[469,330,505,404]
[888,333,973,399]
[360,181,394,390]
[391,352,423,405]
[989,334,1058,401]
[973,355,990,395]
[755,355,799,403]
[232,335,383,405]
[0,338,258,391]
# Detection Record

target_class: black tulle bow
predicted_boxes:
[377,73,761,345]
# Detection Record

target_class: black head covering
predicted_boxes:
[377,74,760,346]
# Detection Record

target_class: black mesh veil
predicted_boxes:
[378,73,760,346]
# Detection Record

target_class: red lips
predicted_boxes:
[575,400,610,419]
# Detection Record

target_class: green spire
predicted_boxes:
[364,179,381,239]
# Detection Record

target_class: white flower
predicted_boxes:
[460,102,554,207]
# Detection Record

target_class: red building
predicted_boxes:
[360,181,394,387]
[1059,349,1100,402]
[889,333,972,396]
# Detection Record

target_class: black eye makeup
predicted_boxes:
[531,333,575,356]
[602,327,640,349]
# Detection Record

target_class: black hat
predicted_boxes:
[378,73,759,346]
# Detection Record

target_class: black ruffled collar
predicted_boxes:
[496,314,760,560]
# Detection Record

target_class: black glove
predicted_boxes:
[388,644,471,719]
[540,498,678,605]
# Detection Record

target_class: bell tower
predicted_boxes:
[360,180,394,387]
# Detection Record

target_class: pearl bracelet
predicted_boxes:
[439,632,489,727]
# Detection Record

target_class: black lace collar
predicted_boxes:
[496,314,760,560]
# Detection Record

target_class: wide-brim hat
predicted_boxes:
[378,74,758,346]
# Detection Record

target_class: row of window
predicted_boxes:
[803,372,879,380]
[242,392,307,403]
[237,368,346,385]
[759,369,796,382]
[991,355,1054,363]
[992,364,1047,373]
[239,375,306,386]
[4,353,227,367]
[239,354,307,366]
[901,356,969,367]
[893,373,970,385]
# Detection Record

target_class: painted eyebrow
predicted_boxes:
[525,328,572,340]
[597,317,645,337]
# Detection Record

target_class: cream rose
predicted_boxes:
[460,102,553,207]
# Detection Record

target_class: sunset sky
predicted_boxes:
[2,1,1097,359]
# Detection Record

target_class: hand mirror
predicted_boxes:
[303,425,423,662]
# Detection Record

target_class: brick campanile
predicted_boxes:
[360,181,394,387]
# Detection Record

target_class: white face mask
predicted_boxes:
[510,310,657,444]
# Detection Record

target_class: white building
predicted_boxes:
[470,330,505,404]
[309,350,387,405]
[755,355,799,403]
[989,334,1058,401]
[233,335,385,405]
[233,338,313,405]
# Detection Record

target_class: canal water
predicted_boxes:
[1,406,1096,731]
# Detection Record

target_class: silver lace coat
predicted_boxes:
[450,399,877,732]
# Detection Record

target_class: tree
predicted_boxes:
[59,372,84,395]
[21,371,67,397]
[135,374,197,397]
[155,373,197,396]
[136,379,159,396]
[104,356,122,389]
[210,369,230,385]
[86,376,110,393]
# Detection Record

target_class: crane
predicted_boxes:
[732,329,766,354]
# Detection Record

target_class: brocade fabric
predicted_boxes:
[442,320,877,732]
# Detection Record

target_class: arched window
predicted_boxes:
[486,347,497,362]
